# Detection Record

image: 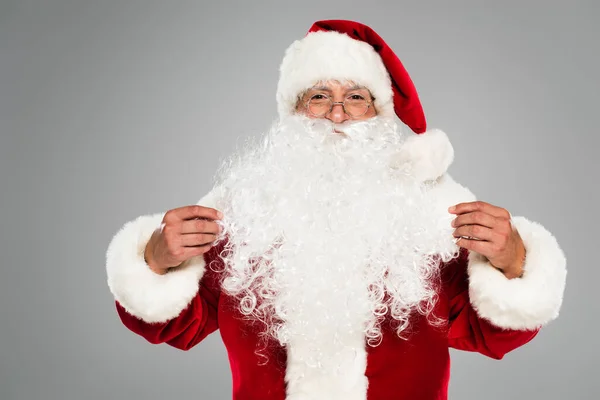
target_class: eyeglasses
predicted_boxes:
[304,94,374,118]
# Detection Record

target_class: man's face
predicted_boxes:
[296,81,377,133]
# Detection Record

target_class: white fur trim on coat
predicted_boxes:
[467,216,567,330]
[285,332,368,400]
[105,212,207,323]
[391,129,454,182]
[276,30,394,118]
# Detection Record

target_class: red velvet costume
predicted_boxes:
[107,168,566,399]
[115,244,540,400]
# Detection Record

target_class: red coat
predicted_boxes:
[113,243,542,400]
[106,132,567,400]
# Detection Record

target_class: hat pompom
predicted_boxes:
[390,129,454,181]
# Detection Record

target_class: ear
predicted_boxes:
[390,129,454,181]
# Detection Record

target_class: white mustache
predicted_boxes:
[333,121,361,134]
[301,116,361,134]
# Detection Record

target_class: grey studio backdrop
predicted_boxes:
[1,1,597,399]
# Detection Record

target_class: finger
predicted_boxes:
[451,211,498,229]
[166,205,223,222]
[455,236,494,256]
[453,225,494,241]
[180,219,222,235]
[448,201,511,219]
[180,244,214,259]
[180,233,217,247]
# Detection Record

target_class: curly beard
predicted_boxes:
[210,114,459,366]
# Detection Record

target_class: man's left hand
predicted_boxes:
[448,201,526,279]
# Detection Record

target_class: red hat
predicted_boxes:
[276,19,427,134]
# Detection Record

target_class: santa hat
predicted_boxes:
[276,19,427,134]
[275,19,454,181]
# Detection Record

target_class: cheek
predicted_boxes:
[368,105,378,117]
[355,106,377,120]
[295,103,316,118]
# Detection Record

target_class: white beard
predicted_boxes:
[211,115,459,389]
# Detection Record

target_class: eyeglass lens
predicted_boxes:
[308,95,370,117]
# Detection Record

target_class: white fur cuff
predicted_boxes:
[467,216,567,330]
[106,213,206,323]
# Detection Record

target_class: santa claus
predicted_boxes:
[105,20,567,400]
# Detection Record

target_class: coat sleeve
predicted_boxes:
[443,216,567,359]
[105,211,226,351]
[105,187,227,351]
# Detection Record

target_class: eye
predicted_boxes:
[347,94,366,100]
[310,94,328,100]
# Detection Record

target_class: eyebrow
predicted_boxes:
[309,84,368,92]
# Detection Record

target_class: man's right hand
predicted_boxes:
[144,205,224,275]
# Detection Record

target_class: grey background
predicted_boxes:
[1,1,598,399]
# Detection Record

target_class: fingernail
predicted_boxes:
[217,211,224,219]
[448,206,456,212]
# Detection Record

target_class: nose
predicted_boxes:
[325,102,350,124]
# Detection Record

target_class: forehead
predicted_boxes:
[307,79,370,92]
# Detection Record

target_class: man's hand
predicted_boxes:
[448,201,525,279]
[144,205,224,275]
